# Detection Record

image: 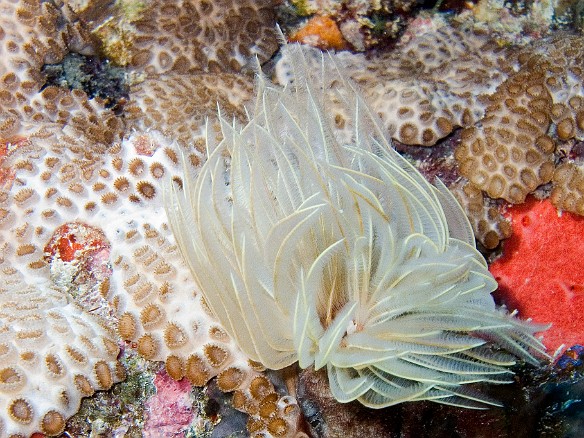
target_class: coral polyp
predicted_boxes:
[166,45,549,409]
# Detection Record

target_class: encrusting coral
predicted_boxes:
[166,44,549,410]
[450,180,513,251]
[455,34,584,205]
[130,0,279,75]
[0,0,119,146]
[1,127,302,436]
[0,0,300,436]
[0,269,124,437]
[125,73,254,148]
[106,0,280,149]
[551,162,584,215]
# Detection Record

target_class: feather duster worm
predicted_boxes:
[165,44,549,409]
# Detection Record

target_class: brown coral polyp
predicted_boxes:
[136,180,156,199]
[137,334,159,359]
[44,353,65,377]
[118,312,138,340]
[65,345,87,365]
[551,163,584,215]
[557,118,575,140]
[73,374,94,397]
[165,355,185,380]
[8,398,33,424]
[203,343,229,368]
[163,322,188,349]
[40,410,65,436]
[140,303,164,329]
[249,375,274,400]
[267,417,289,436]
[101,337,120,358]
[258,393,279,419]
[0,367,25,391]
[185,354,211,386]
[217,367,245,392]
[94,361,114,389]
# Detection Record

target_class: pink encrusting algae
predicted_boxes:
[143,371,196,437]
[490,198,584,354]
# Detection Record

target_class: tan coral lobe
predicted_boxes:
[275,29,584,250]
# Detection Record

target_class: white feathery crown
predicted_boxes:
[165,44,549,409]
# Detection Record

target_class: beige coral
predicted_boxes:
[125,73,253,148]
[0,0,93,97]
[0,269,123,437]
[551,161,584,215]
[1,121,301,436]
[275,26,519,153]
[454,69,557,204]
[91,0,279,74]
[452,180,512,249]
[0,0,107,145]
[131,0,278,74]
[106,0,279,153]
[456,34,584,204]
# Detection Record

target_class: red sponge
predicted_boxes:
[490,197,584,355]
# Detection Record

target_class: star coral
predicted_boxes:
[125,73,254,148]
[1,128,301,436]
[551,161,584,215]
[0,0,300,436]
[277,26,584,246]
[166,44,549,410]
[119,0,279,75]
[0,269,124,437]
[455,34,584,204]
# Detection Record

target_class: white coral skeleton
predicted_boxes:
[166,44,549,409]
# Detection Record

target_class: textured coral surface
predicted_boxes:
[339,27,584,248]
[0,0,298,436]
[490,198,584,354]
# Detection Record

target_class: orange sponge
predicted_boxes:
[290,16,349,51]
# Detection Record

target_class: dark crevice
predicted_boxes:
[41,52,130,114]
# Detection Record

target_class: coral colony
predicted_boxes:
[276,29,584,249]
[0,0,583,436]
[0,1,296,436]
